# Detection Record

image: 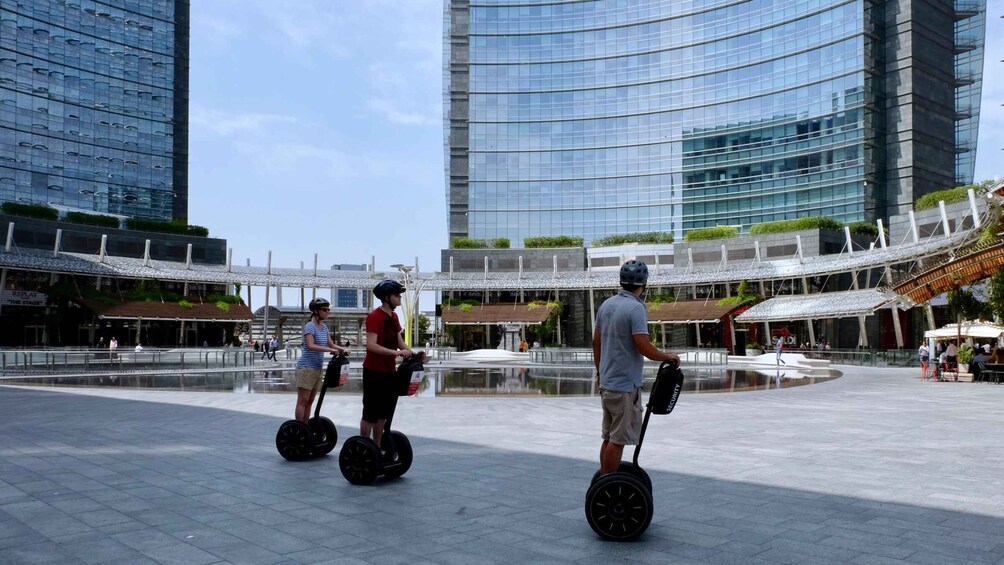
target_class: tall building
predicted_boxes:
[0,0,190,221]
[444,0,986,245]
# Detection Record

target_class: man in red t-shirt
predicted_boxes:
[361,279,414,448]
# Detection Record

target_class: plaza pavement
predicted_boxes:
[1,366,1003,564]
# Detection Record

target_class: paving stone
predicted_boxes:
[2,366,1004,564]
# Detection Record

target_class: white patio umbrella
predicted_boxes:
[924,320,1004,340]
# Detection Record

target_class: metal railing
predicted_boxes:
[0,348,281,375]
[800,348,918,367]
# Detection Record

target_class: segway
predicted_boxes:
[275,354,349,461]
[338,353,425,485]
[585,360,685,541]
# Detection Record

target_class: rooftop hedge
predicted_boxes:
[748,216,843,235]
[592,232,674,247]
[915,187,969,211]
[63,211,121,229]
[684,226,738,242]
[125,218,209,237]
[523,235,583,248]
[1,202,59,221]
[451,237,510,249]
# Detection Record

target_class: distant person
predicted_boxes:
[109,337,118,361]
[775,335,786,366]
[253,340,259,352]
[202,340,208,348]
[594,260,680,477]
[533,340,541,349]
[918,342,929,378]
[270,336,279,360]
[294,298,347,423]
[135,343,144,353]
[519,339,528,353]
[982,342,991,354]
[824,341,831,351]
[96,336,105,349]
[261,338,270,360]
[945,341,958,369]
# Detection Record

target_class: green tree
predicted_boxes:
[418,314,430,340]
[987,268,1004,323]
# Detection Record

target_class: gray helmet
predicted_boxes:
[308,297,330,312]
[373,279,406,301]
[619,260,649,286]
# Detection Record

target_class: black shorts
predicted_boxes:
[362,368,399,423]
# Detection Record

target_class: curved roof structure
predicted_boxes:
[0,225,981,292]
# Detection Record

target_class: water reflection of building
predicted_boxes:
[434,367,595,396]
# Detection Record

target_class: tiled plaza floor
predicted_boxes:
[2,366,1004,564]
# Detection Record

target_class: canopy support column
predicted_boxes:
[801,277,815,348]
[728,315,736,354]
[588,286,595,336]
[555,289,562,346]
[884,264,904,348]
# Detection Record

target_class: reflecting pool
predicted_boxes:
[3,365,839,396]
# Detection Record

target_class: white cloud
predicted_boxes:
[366,99,439,126]
[190,106,299,136]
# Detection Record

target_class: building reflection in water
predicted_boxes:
[8,366,838,396]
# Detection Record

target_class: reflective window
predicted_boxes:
[0,0,185,220]
[446,0,875,244]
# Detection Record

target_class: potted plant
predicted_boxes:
[957,344,974,373]
[745,342,763,356]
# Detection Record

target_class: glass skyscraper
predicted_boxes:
[0,0,189,221]
[444,0,985,245]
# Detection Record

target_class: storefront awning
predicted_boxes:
[81,300,254,322]
[645,300,741,323]
[734,289,913,323]
[442,303,554,325]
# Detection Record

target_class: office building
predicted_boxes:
[444,0,986,245]
[1,0,190,221]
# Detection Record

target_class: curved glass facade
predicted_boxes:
[445,0,984,245]
[0,0,189,221]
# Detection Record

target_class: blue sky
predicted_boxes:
[188,0,1004,289]
[188,0,445,286]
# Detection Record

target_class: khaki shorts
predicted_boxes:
[601,388,643,446]
[295,367,323,391]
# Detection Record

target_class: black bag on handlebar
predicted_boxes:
[324,355,350,388]
[649,361,685,415]
[395,355,425,396]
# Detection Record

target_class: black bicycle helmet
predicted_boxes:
[619,260,649,286]
[373,279,406,301]
[308,297,330,312]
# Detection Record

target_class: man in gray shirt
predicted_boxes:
[593,260,680,476]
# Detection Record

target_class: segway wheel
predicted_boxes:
[339,436,382,485]
[381,431,413,479]
[585,473,653,541]
[308,417,338,456]
[275,420,315,461]
[590,463,652,492]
